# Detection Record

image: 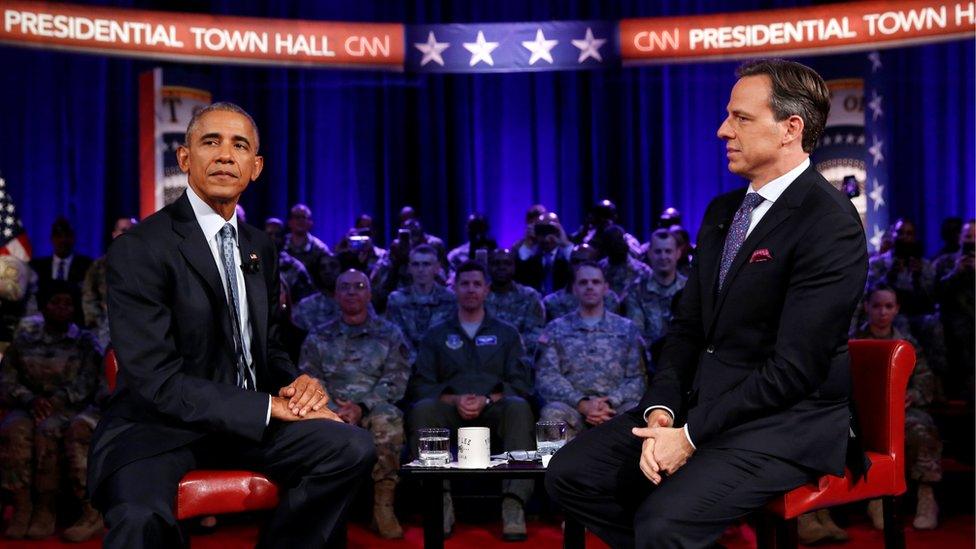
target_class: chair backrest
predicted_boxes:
[104,348,118,393]
[848,339,916,461]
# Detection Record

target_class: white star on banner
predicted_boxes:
[869,179,886,211]
[868,90,883,122]
[868,51,882,73]
[463,31,499,67]
[869,224,885,250]
[571,27,606,63]
[2,228,10,238]
[521,28,558,65]
[415,31,450,67]
[868,135,884,166]
[6,204,14,213]
[0,191,5,200]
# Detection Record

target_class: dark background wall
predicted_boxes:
[0,0,972,258]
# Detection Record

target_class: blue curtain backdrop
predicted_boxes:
[0,0,972,259]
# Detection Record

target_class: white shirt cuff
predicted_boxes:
[643,405,674,423]
[266,395,272,426]
[683,424,696,449]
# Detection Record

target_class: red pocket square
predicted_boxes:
[749,248,772,263]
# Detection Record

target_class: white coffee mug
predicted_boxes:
[457,427,490,468]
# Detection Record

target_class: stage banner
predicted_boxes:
[620,0,975,64]
[138,68,212,218]
[406,21,618,73]
[1,0,404,69]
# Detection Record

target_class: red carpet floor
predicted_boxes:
[2,514,973,548]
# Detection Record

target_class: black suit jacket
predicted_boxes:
[637,166,868,476]
[88,192,297,499]
[515,252,572,294]
[31,254,93,287]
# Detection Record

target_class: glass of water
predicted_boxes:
[535,420,567,458]
[418,428,451,466]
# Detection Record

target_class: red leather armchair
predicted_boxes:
[759,339,916,549]
[103,349,280,521]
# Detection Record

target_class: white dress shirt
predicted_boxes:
[52,255,73,280]
[643,157,811,448]
[186,186,270,424]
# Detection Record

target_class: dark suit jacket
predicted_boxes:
[637,166,868,476]
[31,254,94,287]
[88,192,297,499]
[515,252,572,294]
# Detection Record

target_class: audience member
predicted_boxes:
[485,248,546,356]
[933,219,975,401]
[407,261,534,540]
[572,200,642,258]
[596,225,651,302]
[447,213,496,273]
[82,217,137,349]
[292,252,344,333]
[536,262,646,441]
[385,245,456,357]
[854,284,941,531]
[511,204,548,251]
[543,244,620,322]
[514,212,573,295]
[0,281,102,540]
[299,270,411,539]
[30,218,93,324]
[625,229,687,364]
[936,217,963,257]
[668,225,695,277]
[284,203,331,274]
[264,216,317,304]
[656,207,682,229]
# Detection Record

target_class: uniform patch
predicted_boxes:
[446,334,464,350]
[475,335,497,346]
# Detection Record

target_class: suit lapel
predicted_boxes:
[237,224,268,371]
[171,193,237,366]
[708,167,815,333]
[700,193,742,330]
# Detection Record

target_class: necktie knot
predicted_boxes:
[220,223,236,240]
[740,192,765,211]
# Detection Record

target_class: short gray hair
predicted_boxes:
[184,102,260,152]
[736,59,829,153]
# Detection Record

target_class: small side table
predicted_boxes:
[399,461,586,549]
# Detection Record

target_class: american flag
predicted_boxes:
[864,51,889,252]
[0,176,32,261]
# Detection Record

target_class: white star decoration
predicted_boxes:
[868,135,884,166]
[869,225,885,251]
[415,31,450,67]
[869,179,886,211]
[868,51,882,73]
[521,29,558,65]
[463,31,499,67]
[571,27,605,63]
[868,90,883,122]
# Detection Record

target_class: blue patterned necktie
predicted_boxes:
[56,258,67,280]
[718,192,766,291]
[218,223,253,390]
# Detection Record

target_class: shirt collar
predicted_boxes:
[187,185,238,242]
[748,157,810,203]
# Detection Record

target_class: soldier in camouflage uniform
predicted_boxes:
[625,229,688,364]
[543,244,620,322]
[536,262,646,440]
[292,252,344,332]
[485,248,545,355]
[596,225,652,302]
[854,284,941,531]
[81,217,136,350]
[299,270,411,539]
[0,281,102,540]
[386,245,456,358]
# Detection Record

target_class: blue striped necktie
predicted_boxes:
[218,223,253,390]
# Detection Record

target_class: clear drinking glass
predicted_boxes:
[418,428,451,466]
[535,420,567,458]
